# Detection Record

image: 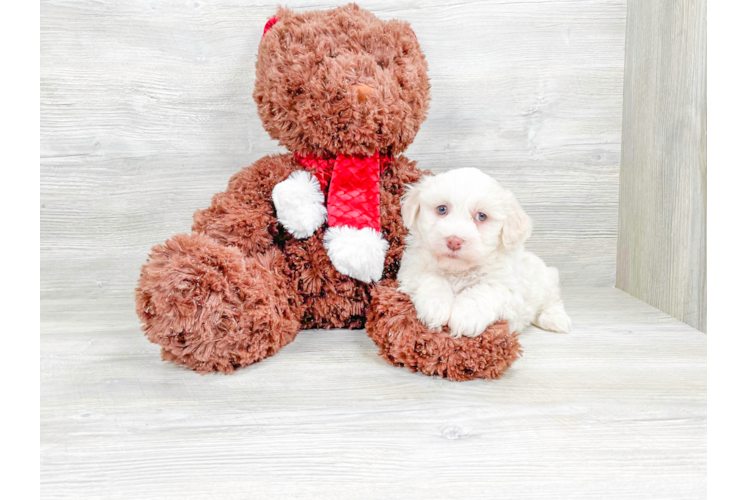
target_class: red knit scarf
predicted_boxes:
[294,152,392,232]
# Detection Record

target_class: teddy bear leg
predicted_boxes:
[135,233,300,373]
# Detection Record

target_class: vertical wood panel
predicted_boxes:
[617,0,707,332]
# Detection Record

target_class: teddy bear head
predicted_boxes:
[254,4,430,158]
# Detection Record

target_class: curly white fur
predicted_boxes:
[323,226,389,283]
[397,168,571,337]
[272,170,327,239]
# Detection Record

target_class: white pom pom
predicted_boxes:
[323,226,389,283]
[271,170,327,239]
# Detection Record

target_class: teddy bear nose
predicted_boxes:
[446,236,464,251]
[353,84,374,103]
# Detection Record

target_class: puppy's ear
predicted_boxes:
[501,201,533,249]
[400,183,421,230]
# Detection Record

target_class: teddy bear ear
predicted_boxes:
[262,17,279,38]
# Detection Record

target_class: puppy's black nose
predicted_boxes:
[446,236,464,251]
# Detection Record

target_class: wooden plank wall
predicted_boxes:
[41,0,626,301]
[617,0,707,332]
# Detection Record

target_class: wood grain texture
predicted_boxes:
[616,0,707,332]
[41,288,707,499]
[41,0,626,301]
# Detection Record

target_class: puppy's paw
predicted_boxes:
[448,296,495,338]
[414,292,453,331]
[535,304,572,333]
[498,306,521,333]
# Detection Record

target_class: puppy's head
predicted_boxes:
[401,168,532,272]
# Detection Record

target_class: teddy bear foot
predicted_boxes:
[136,233,300,373]
[271,170,327,239]
[323,226,389,283]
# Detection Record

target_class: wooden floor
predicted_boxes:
[41,287,706,499]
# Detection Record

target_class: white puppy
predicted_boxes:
[397,168,571,337]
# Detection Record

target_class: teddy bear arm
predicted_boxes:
[192,154,304,256]
[192,189,280,257]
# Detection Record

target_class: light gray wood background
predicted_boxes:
[41,0,626,301]
[41,1,706,498]
[617,0,707,332]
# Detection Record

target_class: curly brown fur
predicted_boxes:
[366,280,522,381]
[135,234,299,373]
[255,4,430,157]
[191,154,294,256]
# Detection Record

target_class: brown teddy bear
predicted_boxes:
[135,4,521,379]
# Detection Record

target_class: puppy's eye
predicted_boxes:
[474,212,487,222]
[436,205,448,216]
